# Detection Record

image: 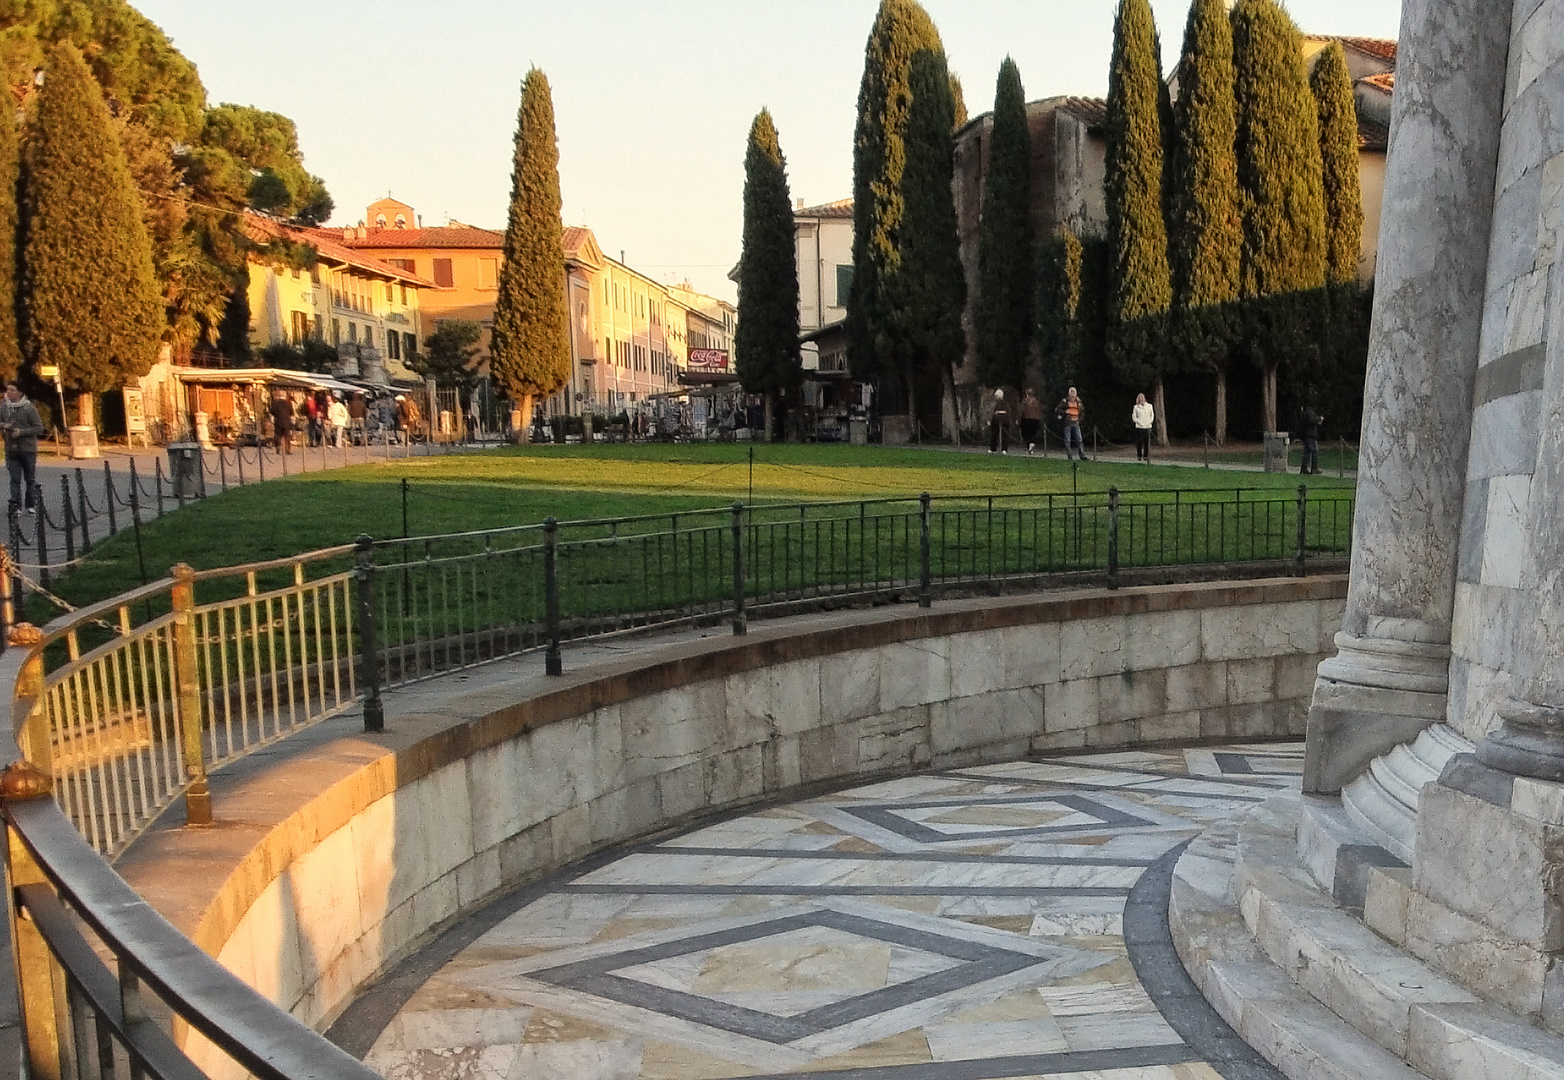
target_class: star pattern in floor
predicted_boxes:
[364,744,1301,1080]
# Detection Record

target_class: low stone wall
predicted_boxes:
[125,577,1344,1070]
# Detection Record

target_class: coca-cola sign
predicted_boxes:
[688,348,729,372]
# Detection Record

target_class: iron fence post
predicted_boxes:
[219,448,228,492]
[355,535,385,732]
[155,457,166,516]
[1107,487,1120,590]
[32,490,46,592]
[59,476,74,565]
[544,518,563,676]
[170,564,211,826]
[919,492,932,608]
[731,502,746,636]
[1295,485,1308,577]
[74,470,89,554]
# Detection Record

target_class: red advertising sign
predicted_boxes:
[688,348,730,372]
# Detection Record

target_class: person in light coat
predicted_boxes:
[1132,393,1155,462]
[328,395,349,447]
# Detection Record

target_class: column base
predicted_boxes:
[1302,628,1450,794]
[1476,699,1564,782]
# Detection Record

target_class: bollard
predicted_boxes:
[918,492,932,609]
[1106,487,1120,590]
[544,518,562,676]
[170,564,212,826]
[355,535,385,732]
[730,503,746,636]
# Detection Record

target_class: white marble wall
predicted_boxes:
[182,595,1343,1075]
[1450,0,1564,741]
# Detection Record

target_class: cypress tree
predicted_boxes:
[1036,227,1084,395]
[735,108,801,440]
[1232,0,1326,433]
[1169,0,1243,444]
[847,0,944,382]
[1104,0,1173,444]
[22,42,161,425]
[0,102,20,382]
[950,74,969,129]
[974,58,1034,392]
[1312,42,1364,285]
[489,67,571,443]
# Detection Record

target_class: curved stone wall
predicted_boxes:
[115,578,1344,1072]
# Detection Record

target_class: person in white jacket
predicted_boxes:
[1132,394,1155,462]
[328,395,349,447]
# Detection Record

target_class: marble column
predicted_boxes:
[1302,0,1512,793]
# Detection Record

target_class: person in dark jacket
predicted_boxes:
[1300,406,1323,475]
[270,391,295,453]
[0,382,45,514]
[989,389,1010,454]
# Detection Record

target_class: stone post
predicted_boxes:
[1302,0,1512,793]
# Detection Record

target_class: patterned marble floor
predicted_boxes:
[362,745,1301,1080]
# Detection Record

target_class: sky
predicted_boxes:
[134,1,1404,303]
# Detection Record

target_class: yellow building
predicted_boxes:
[245,216,430,375]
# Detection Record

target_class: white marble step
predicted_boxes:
[1171,793,1564,1080]
[1341,725,1474,864]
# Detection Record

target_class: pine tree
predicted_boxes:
[22,42,161,424]
[0,103,21,382]
[974,58,1033,392]
[847,0,944,382]
[735,108,801,441]
[1169,0,1243,444]
[1232,0,1327,433]
[1104,0,1173,444]
[1312,41,1363,285]
[489,68,571,443]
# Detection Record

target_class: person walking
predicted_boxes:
[1055,387,1086,460]
[1020,388,1043,454]
[989,389,1010,454]
[269,391,294,454]
[0,382,45,515]
[348,392,368,445]
[1132,393,1155,462]
[1300,405,1323,475]
[328,394,349,447]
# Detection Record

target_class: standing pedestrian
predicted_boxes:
[1132,393,1155,462]
[989,389,1010,454]
[270,391,294,453]
[1020,388,1043,454]
[348,392,368,444]
[1300,405,1323,475]
[0,382,45,515]
[328,394,349,447]
[1055,387,1086,460]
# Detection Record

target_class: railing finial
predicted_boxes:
[0,760,51,800]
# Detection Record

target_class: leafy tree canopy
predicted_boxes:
[416,320,481,393]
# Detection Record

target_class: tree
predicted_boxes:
[847,0,945,384]
[1104,0,1173,444]
[0,101,20,381]
[1312,41,1363,285]
[1168,0,1243,444]
[21,42,162,425]
[974,58,1033,393]
[735,109,800,440]
[416,321,482,396]
[1232,0,1326,432]
[949,73,968,129]
[489,68,570,442]
[1036,228,1085,395]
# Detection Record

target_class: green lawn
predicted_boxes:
[31,443,1355,624]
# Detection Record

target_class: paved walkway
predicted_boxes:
[353,743,1299,1080]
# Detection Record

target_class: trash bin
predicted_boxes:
[166,442,205,499]
[849,418,869,446]
[68,425,99,460]
[1263,431,1290,473]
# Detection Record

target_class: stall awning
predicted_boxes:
[173,367,367,395]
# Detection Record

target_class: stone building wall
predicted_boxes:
[1447,0,1564,743]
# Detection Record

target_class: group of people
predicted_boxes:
[987,387,1093,460]
[268,388,423,453]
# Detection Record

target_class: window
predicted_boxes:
[479,258,498,289]
[835,264,854,307]
[400,285,408,305]
[433,259,455,288]
[331,320,340,346]
[386,282,394,302]
[387,330,400,360]
[403,332,417,359]
[364,325,375,350]
[375,214,387,227]
[348,322,357,343]
[388,258,415,273]
[310,266,321,286]
[291,267,300,280]
[290,311,309,345]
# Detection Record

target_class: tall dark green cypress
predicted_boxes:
[848,0,944,382]
[975,58,1033,392]
[1104,0,1173,441]
[735,108,801,440]
[950,74,969,129]
[1232,0,1326,433]
[490,68,571,442]
[22,42,161,423]
[1169,0,1243,444]
[0,102,20,382]
[1036,227,1084,396]
[1312,41,1364,285]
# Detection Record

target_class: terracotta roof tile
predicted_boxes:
[795,198,853,219]
[1058,96,1107,129]
[1306,35,1397,63]
[336,226,505,250]
[1360,71,1395,92]
[248,216,435,286]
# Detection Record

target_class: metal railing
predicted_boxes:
[0,482,1353,1080]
